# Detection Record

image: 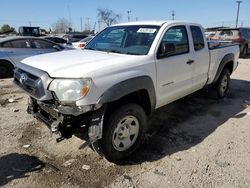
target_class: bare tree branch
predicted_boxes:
[51,18,72,34]
[97,9,121,26]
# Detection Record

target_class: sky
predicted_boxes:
[1,0,250,32]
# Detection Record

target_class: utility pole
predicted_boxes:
[80,17,82,31]
[127,10,131,22]
[87,17,90,31]
[235,1,242,28]
[171,11,175,20]
[28,21,31,27]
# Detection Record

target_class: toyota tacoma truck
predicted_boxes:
[13,21,239,163]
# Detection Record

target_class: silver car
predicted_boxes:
[0,36,66,78]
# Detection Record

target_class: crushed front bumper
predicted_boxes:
[27,98,92,139]
[27,97,106,147]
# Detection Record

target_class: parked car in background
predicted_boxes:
[205,31,216,40]
[72,36,94,48]
[62,33,90,43]
[211,27,250,58]
[42,36,68,44]
[19,26,42,37]
[0,36,67,78]
[0,34,7,38]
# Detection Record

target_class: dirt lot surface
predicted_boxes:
[1,57,250,188]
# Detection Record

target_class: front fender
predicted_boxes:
[0,51,15,67]
[97,76,156,112]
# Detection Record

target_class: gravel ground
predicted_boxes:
[0,56,250,188]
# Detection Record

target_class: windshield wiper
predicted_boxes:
[85,48,140,55]
[104,49,123,54]
[85,47,106,52]
[124,52,141,55]
[104,49,140,55]
[84,47,95,50]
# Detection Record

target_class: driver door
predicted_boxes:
[155,25,194,107]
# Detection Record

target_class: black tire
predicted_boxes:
[0,61,14,78]
[216,68,230,98]
[100,103,147,163]
[239,46,247,58]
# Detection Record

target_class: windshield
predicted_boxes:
[85,25,160,55]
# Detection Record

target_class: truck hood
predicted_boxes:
[21,49,139,78]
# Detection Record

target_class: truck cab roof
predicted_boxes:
[114,20,200,27]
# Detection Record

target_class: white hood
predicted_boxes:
[21,49,138,78]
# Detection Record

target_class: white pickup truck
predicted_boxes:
[14,21,239,163]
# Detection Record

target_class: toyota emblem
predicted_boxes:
[20,73,28,84]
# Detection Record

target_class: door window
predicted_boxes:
[190,26,205,51]
[158,25,189,58]
[1,41,12,48]
[33,39,55,49]
[10,39,33,48]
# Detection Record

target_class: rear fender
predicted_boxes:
[213,53,234,83]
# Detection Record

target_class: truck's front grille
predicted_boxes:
[14,68,46,99]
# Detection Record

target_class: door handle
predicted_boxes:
[186,60,194,65]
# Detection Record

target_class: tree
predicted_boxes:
[51,18,72,33]
[0,24,15,34]
[97,8,121,26]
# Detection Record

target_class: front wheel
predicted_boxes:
[100,103,147,163]
[216,68,230,98]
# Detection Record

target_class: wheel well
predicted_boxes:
[105,89,152,118]
[0,59,14,69]
[224,61,234,74]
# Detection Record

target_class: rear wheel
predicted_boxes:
[216,68,230,98]
[0,61,14,78]
[100,103,147,163]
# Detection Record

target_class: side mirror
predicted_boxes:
[157,43,166,58]
[157,43,176,58]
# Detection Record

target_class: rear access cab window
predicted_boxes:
[190,26,205,51]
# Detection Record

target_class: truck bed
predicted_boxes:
[207,41,239,84]
[208,40,239,50]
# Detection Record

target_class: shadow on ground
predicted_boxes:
[121,78,250,164]
[0,153,45,186]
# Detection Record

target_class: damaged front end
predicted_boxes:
[27,97,106,147]
[14,66,105,149]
